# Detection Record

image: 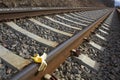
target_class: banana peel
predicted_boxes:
[31,53,47,71]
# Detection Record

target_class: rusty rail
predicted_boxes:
[11,8,113,80]
[0,7,105,21]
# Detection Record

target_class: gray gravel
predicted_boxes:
[52,10,120,80]
[0,23,53,79]
[53,57,83,80]
[0,23,51,58]
[16,19,70,43]
[35,17,79,34]
[76,9,110,20]
[70,13,95,22]
[0,59,17,80]
[90,35,108,47]
[88,10,120,80]
[59,14,90,25]
[96,29,108,38]
[49,9,110,31]
[50,15,86,28]
[0,9,114,80]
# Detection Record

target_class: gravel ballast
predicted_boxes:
[35,17,78,34]
[16,19,70,43]
[0,9,115,80]
[52,10,120,80]
[0,23,51,58]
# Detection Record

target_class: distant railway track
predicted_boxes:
[0,7,113,80]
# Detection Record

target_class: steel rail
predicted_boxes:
[0,7,105,21]
[11,9,113,80]
[0,7,105,13]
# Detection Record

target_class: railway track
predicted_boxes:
[52,9,120,80]
[0,7,113,80]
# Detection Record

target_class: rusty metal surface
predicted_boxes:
[11,9,113,80]
[0,7,104,21]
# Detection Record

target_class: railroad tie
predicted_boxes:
[5,22,58,47]
[72,54,99,72]
[0,45,30,70]
[101,25,110,30]
[95,33,107,41]
[45,16,82,30]
[56,15,88,26]
[70,13,93,23]
[89,41,105,51]
[29,18,73,37]
[64,14,91,24]
[99,29,109,35]
[71,13,95,22]
[103,23,110,27]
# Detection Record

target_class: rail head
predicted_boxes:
[11,9,113,80]
[0,7,106,21]
[0,7,104,13]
